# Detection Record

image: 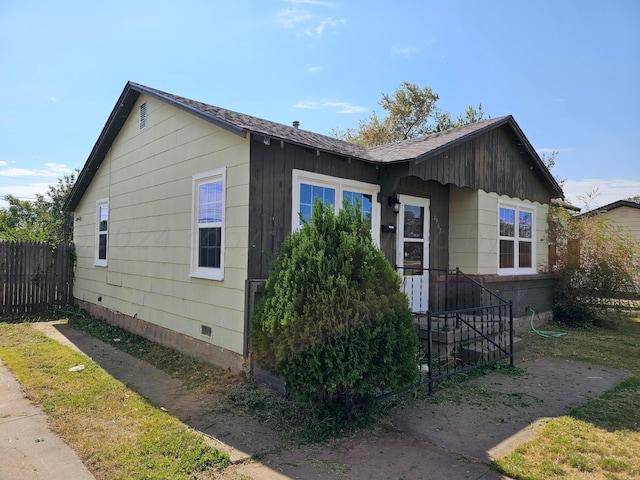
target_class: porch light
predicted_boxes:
[388,195,401,214]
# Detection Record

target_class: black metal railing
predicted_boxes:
[396,267,514,395]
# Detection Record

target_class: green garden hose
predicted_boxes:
[529,308,567,338]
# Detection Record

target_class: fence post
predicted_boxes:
[509,301,514,366]
[0,242,74,314]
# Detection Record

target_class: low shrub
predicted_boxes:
[251,198,418,419]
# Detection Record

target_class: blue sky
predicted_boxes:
[1,0,638,211]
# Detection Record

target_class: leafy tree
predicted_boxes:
[625,195,640,204]
[433,103,487,132]
[251,199,418,421]
[540,150,566,188]
[0,171,77,243]
[330,82,486,146]
[379,82,439,140]
[549,204,640,325]
[328,111,391,147]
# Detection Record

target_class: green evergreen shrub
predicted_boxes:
[251,198,418,416]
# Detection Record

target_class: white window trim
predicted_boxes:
[497,200,536,275]
[190,168,226,280]
[292,169,381,245]
[94,198,109,267]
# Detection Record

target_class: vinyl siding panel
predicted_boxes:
[449,188,549,275]
[535,204,550,272]
[603,206,640,241]
[477,191,499,274]
[73,94,250,356]
[449,187,479,272]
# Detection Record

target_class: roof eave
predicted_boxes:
[63,83,140,211]
[128,82,247,138]
[412,116,564,199]
[412,116,512,164]
[63,82,251,212]
[505,117,564,198]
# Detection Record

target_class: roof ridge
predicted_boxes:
[131,82,371,160]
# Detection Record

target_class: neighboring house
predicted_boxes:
[64,81,564,372]
[585,200,640,285]
[593,200,640,241]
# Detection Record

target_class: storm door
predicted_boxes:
[396,195,430,313]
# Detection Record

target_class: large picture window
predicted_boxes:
[95,198,109,266]
[292,170,380,244]
[498,202,535,274]
[191,168,225,280]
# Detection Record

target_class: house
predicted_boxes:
[591,200,640,241]
[64,81,564,372]
[585,199,640,286]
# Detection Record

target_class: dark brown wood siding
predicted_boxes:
[409,125,554,204]
[248,137,380,280]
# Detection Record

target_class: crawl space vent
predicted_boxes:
[201,325,212,337]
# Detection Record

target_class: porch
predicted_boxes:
[398,268,517,394]
[247,268,546,396]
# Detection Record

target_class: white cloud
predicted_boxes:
[307,66,322,73]
[44,162,73,175]
[312,16,344,37]
[562,178,640,210]
[324,101,366,114]
[276,8,313,28]
[276,6,345,37]
[294,100,367,114]
[391,44,418,57]
[536,147,573,154]
[0,162,72,178]
[0,182,51,209]
[282,0,335,6]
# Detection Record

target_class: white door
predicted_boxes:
[396,195,430,313]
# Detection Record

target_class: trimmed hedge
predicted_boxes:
[251,198,418,412]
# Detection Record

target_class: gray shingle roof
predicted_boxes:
[136,83,370,161]
[134,82,510,164]
[64,81,562,211]
[366,116,510,163]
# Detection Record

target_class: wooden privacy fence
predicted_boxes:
[0,242,74,315]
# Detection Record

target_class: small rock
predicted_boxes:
[68,365,85,372]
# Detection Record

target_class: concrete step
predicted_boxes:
[459,334,522,364]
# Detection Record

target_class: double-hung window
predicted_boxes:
[95,198,109,266]
[292,170,379,244]
[498,202,535,274]
[191,168,225,280]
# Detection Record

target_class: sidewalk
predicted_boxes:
[0,358,95,480]
[2,321,630,480]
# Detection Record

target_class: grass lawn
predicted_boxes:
[3,307,639,479]
[0,317,231,480]
[492,311,640,480]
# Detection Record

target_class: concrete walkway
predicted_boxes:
[1,321,630,480]
[0,358,95,480]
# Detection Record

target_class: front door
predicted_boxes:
[396,195,430,313]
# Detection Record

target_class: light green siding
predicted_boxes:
[603,206,640,243]
[449,186,549,275]
[72,95,250,355]
[449,186,479,272]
